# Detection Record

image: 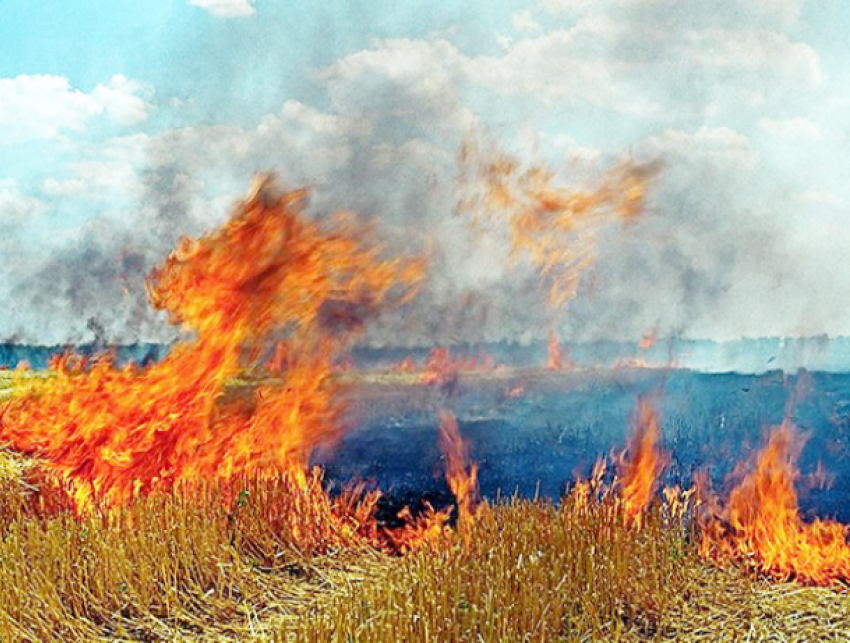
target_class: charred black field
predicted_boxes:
[2,177,850,643]
[4,364,850,642]
[327,366,850,521]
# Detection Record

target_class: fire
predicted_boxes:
[503,380,525,399]
[388,347,498,390]
[393,355,417,373]
[458,138,657,311]
[571,456,608,513]
[11,156,850,594]
[437,410,479,526]
[639,325,659,351]
[700,422,850,586]
[547,329,567,370]
[1,176,424,512]
[618,398,668,528]
[458,139,657,373]
[612,357,652,369]
[566,399,667,528]
[420,347,494,388]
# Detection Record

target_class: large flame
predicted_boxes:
[0,177,424,508]
[700,422,850,586]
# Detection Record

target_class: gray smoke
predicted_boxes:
[7,164,207,344]
[5,0,844,347]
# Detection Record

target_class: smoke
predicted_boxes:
[6,164,209,344]
[561,146,792,341]
[4,0,845,347]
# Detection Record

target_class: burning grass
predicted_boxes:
[2,448,850,643]
[3,171,850,641]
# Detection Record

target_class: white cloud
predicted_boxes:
[0,180,46,226]
[759,116,823,141]
[643,125,758,168]
[526,0,820,120]
[40,140,153,203]
[72,160,147,197]
[0,75,99,142]
[465,20,630,110]
[685,29,822,88]
[318,38,476,131]
[415,10,818,120]
[0,74,152,144]
[793,190,845,208]
[91,75,152,126]
[512,10,542,33]
[312,13,822,128]
[543,0,802,27]
[189,0,255,18]
[43,178,87,197]
[540,0,597,14]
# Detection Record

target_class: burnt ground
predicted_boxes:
[316,367,850,522]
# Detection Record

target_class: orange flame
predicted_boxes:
[618,398,668,528]
[437,410,479,526]
[458,139,658,311]
[547,329,566,370]
[0,176,424,512]
[700,422,850,586]
[639,325,659,351]
[503,381,525,399]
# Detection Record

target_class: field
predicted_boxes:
[3,367,850,642]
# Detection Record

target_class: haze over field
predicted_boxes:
[1,0,849,348]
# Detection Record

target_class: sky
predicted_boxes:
[1,0,849,345]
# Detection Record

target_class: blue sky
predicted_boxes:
[1,0,849,344]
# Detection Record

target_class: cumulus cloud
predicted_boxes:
[793,191,845,208]
[0,74,152,144]
[90,75,152,126]
[0,179,47,227]
[759,116,823,141]
[318,38,477,136]
[512,10,543,33]
[466,20,634,111]
[189,0,255,18]
[527,0,820,122]
[318,4,813,127]
[643,126,759,168]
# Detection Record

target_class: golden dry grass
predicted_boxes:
[3,367,850,642]
[1,451,849,643]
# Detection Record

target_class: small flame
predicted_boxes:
[438,410,479,527]
[547,330,566,370]
[504,381,525,399]
[618,398,668,528]
[639,325,659,351]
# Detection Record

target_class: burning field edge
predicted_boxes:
[3,171,850,642]
[1,441,850,643]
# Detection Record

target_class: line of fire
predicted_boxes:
[1,143,850,641]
